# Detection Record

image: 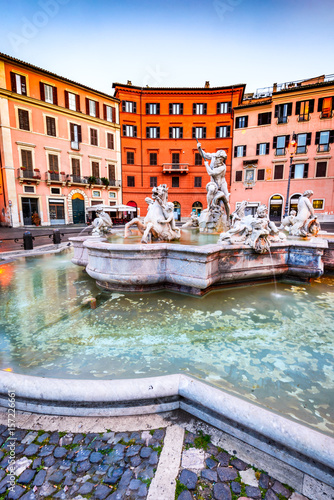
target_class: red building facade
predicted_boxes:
[113,83,245,219]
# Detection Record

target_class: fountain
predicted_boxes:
[1,141,334,496]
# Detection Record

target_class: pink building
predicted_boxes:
[231,75,334,222]
[0,53,121,227]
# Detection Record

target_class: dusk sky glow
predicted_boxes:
[0,0,333,95]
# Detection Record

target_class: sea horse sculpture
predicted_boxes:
[124,184,181,243]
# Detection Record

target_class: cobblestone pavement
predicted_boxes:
[0,419,309,500]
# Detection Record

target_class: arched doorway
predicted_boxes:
[192,201,203,215]
[127,201,137,219]
[72,193,85,224]
[289,194,302,214]
[269,195,283,221]
[173,201,181,221]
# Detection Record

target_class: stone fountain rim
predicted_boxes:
[0,370,333,475]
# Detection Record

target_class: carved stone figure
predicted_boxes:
[219,203,284,253]
[279,210,296,231]
[182,212,200,229]
[124,184,181,244]
[289,190,320,237]
[196,141,230,232]
[91,208,113,236]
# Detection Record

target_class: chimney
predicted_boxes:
[205,81,210,88]
[273,82,277,92]
[127,80,132,86]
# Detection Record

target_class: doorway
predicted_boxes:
[269,195,283,221]
[72,194,85,224]
[22,197,39,225]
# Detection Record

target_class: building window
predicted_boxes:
[104,105,116,122]
[108,164,116,184]
[258,112,272,126]
[318,97,333,119]
[256,143,269,155]
[172,176,179,187]
[172,153,180,164]
[10,72,27,95]
[234,145,246,157]
[146,103,160,114]
[21,150,33,171]
[275,103,292,124]
[90,128,98,146]
[86,99,99,118]
[48,154,59,173]
[195,153,202,165]
[92,162,99,179]
[71,158,80,178]
[107,133,114,149]
[150,153,157,165]
[235,116,248,128]
[192,127,206,139]
[235,171,242,182]
[194,176,202,187]
[150,176,157,188]
[217,102,231,114]
[46,116,56,136]
[127,176,135,187]
[257,169,265,181]
[24,185,35,193]
[316,130,334,152]
[313,199,324,210]
[169,103,183,115]
[70,123,82,150]
[169,127,183,139]
[127,152,135,164]
[296,99,314,121]
[216,126,230,138]
[193,103,207,115]
[315,161,327,177]
[18,109,30,131]
[146,127,160,139]
[92,190,101,197]
[40,83,57,104]
[65,91,80,112]
[296,133,311,154]
[122,101,136,113]
[123,125,137,137]
[50,187,60,195]
[273,135,289,156]
[291,163,308,179]
[274,164,284,180]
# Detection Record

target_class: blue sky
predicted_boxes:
[0,0,333,94]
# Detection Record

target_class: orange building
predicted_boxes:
[113,82,245,219]
[0,52,121,227]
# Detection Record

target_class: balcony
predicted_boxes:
[66,174,88,186]
[108,179,122,189]
[317,144,330,153]
[296,146,307,155]
[275,148,286,156]
[18,168,41,184]
[320,110,333,119]
[277,116,288,124]
[162,163,189,174]
[46,171,67,185]
[297,114,310,122]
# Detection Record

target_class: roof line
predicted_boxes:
[0,52,119,102]
[112,82,246,91]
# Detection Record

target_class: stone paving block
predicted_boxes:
[90,451,103,463]
[59,433,73,446]
[36,433,49,443]
[177,491,193,500]
[272,480,292,498]
[231,457,248,470]
[78,481,94,494]
[21,432,38,445]
[17,468,36,484]
[43,455,55,467]
[7,485,26,499]
[54,446,67,459]
[72,433,84,444]
[205,457,217,469]
[129,478,142,490]
[201,468,218,482]
[94,484,112,499]
[21,492,37,500]
[140,446,152,458]
[126,444,141,457]
[216,451,230,466]
[217,466,238,482]
[265,490,279,500]
[14,457,32,476]
[245,485,262,499]
[49,470,64,484]
[179,469,198,489]
[148,450,159,465]
[259,472,270,489]
[130,455,141,467]
[213,482,232,500]
[75,459,91,473]
[25,444,39,457]
[33,469,47,486]
[48,432,61,445]
[181,448,206,470]
[240,468,259,487]
[39,481,56,497]
[39,445,55,457]
[231,481,242,494]
[138,482,148,497]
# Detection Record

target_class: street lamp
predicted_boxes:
[284,132,297,217]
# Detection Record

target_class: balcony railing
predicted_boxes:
[162,163,189,174]
[275,148,286,156]
[317,144,330,153]
[296,146,307,155]
[46,172,66,184]
[277,116,288,124]
[67,174,88,185]
[320,110,333,119]
[297,114,310,122]
[108,179,122,188]
[18,168,41,182]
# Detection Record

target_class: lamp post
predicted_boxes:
[284,133,297,217]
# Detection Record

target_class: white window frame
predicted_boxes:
[218,102,230,114]
[312,198,325,210]
[125,101,134,113]
[147,127,158,138]
[172,103,181,114]
[236,145,245,157]
[259,143,267,155]
[194,127,204,139]
[44,84,54,104]
[68,93,77,111]
[294,163,306,179]
[89,100,96,117]
[171,127,181,139]
[217,126,229,138]
[106,105,113,122]
[125,125,135,137]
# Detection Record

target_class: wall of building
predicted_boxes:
[0,54,121,227]
[114,84,244,218]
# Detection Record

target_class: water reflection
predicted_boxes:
[0,252,333,434]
